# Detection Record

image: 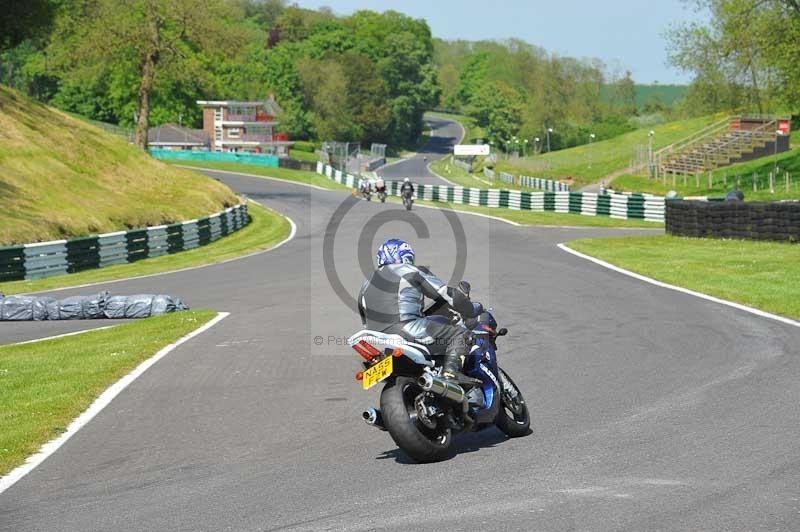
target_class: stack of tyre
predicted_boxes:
[666,200,800,242]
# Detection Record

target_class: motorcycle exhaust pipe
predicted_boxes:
[417,373,466,404]
[362,407,386,430]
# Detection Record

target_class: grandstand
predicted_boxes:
[655,115,791,176]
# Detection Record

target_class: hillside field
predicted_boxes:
[0,86,238,245]
[435,111,727,188]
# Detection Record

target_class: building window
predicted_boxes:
[228,128,241,138]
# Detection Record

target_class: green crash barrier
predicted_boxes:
[149,149,279,168]
[0,204,250,282]
[0,246,26,282]
[315,162,664,223]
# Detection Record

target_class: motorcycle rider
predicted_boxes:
[375,177,386,195]
[400,178,414,198]
[357,239,481,383]
[359,178,372,198]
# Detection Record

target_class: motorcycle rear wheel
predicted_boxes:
[495,367,530,437]
[380,377,452,462]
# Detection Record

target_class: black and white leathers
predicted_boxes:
[357,263,477,369]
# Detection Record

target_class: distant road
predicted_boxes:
[376,114,463,185]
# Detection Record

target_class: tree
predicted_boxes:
[274,6,310,43]
[434,38,614,152]
[48,0,245,149]
[297,58,358,141]
[454,52,490,109]
[667,0,800,113]
[347,10,440,144]
[235,0,285,28]
[0,0,57,51]
[467,81,523,145]
[610,70,637,116]
[338,53,391,143]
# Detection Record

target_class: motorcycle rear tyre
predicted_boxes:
[380,377,452,462]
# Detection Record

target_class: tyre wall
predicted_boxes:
[665,200,800,243]
[0,203,250,282]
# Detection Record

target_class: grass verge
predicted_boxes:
[0,202,290,295]
[612,147,800,201]
[492,114,726,188]
[425,110,728,190]
[287,150,319,163]
[174,161,348,190]
[0,310,217,476]
[567,235,800,320]
[387,197,662,228]
[429,155,491,188]
[429,156,565,192]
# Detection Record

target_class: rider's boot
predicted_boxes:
[442,352,480,386]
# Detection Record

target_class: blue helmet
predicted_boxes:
[376,239,415,267]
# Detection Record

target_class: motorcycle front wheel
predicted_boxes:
[495,367,530,437]
[380,377,452,462]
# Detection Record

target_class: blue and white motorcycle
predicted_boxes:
[348,287,530,462]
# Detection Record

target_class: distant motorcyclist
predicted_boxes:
[357,239,481,383]
[400,178,415,197]
[375,177,387,203]
[359,178,372,200]
[400,178,415,210]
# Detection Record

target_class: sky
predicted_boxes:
[297,0,709,84]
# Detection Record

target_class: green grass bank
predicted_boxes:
[0,86,238,245]
[567,235,800,320]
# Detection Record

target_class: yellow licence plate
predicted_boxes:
[362,356,393,390]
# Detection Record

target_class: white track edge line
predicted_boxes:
[0,311,231,495]
[557,243,800,329]
[22,205,296,295]
[9,325,120,346]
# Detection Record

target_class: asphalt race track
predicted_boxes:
[376,115,462,185]
[3,126,800,531]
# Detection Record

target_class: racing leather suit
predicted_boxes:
[357,263,479,375]
[400,182,414,197]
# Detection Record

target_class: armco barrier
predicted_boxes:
[453,158,472,172]
[494,170,570,192]
[666,200,800,242]
[0,203,249,282]
[518,175,570,192]
[316,163,663,223]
